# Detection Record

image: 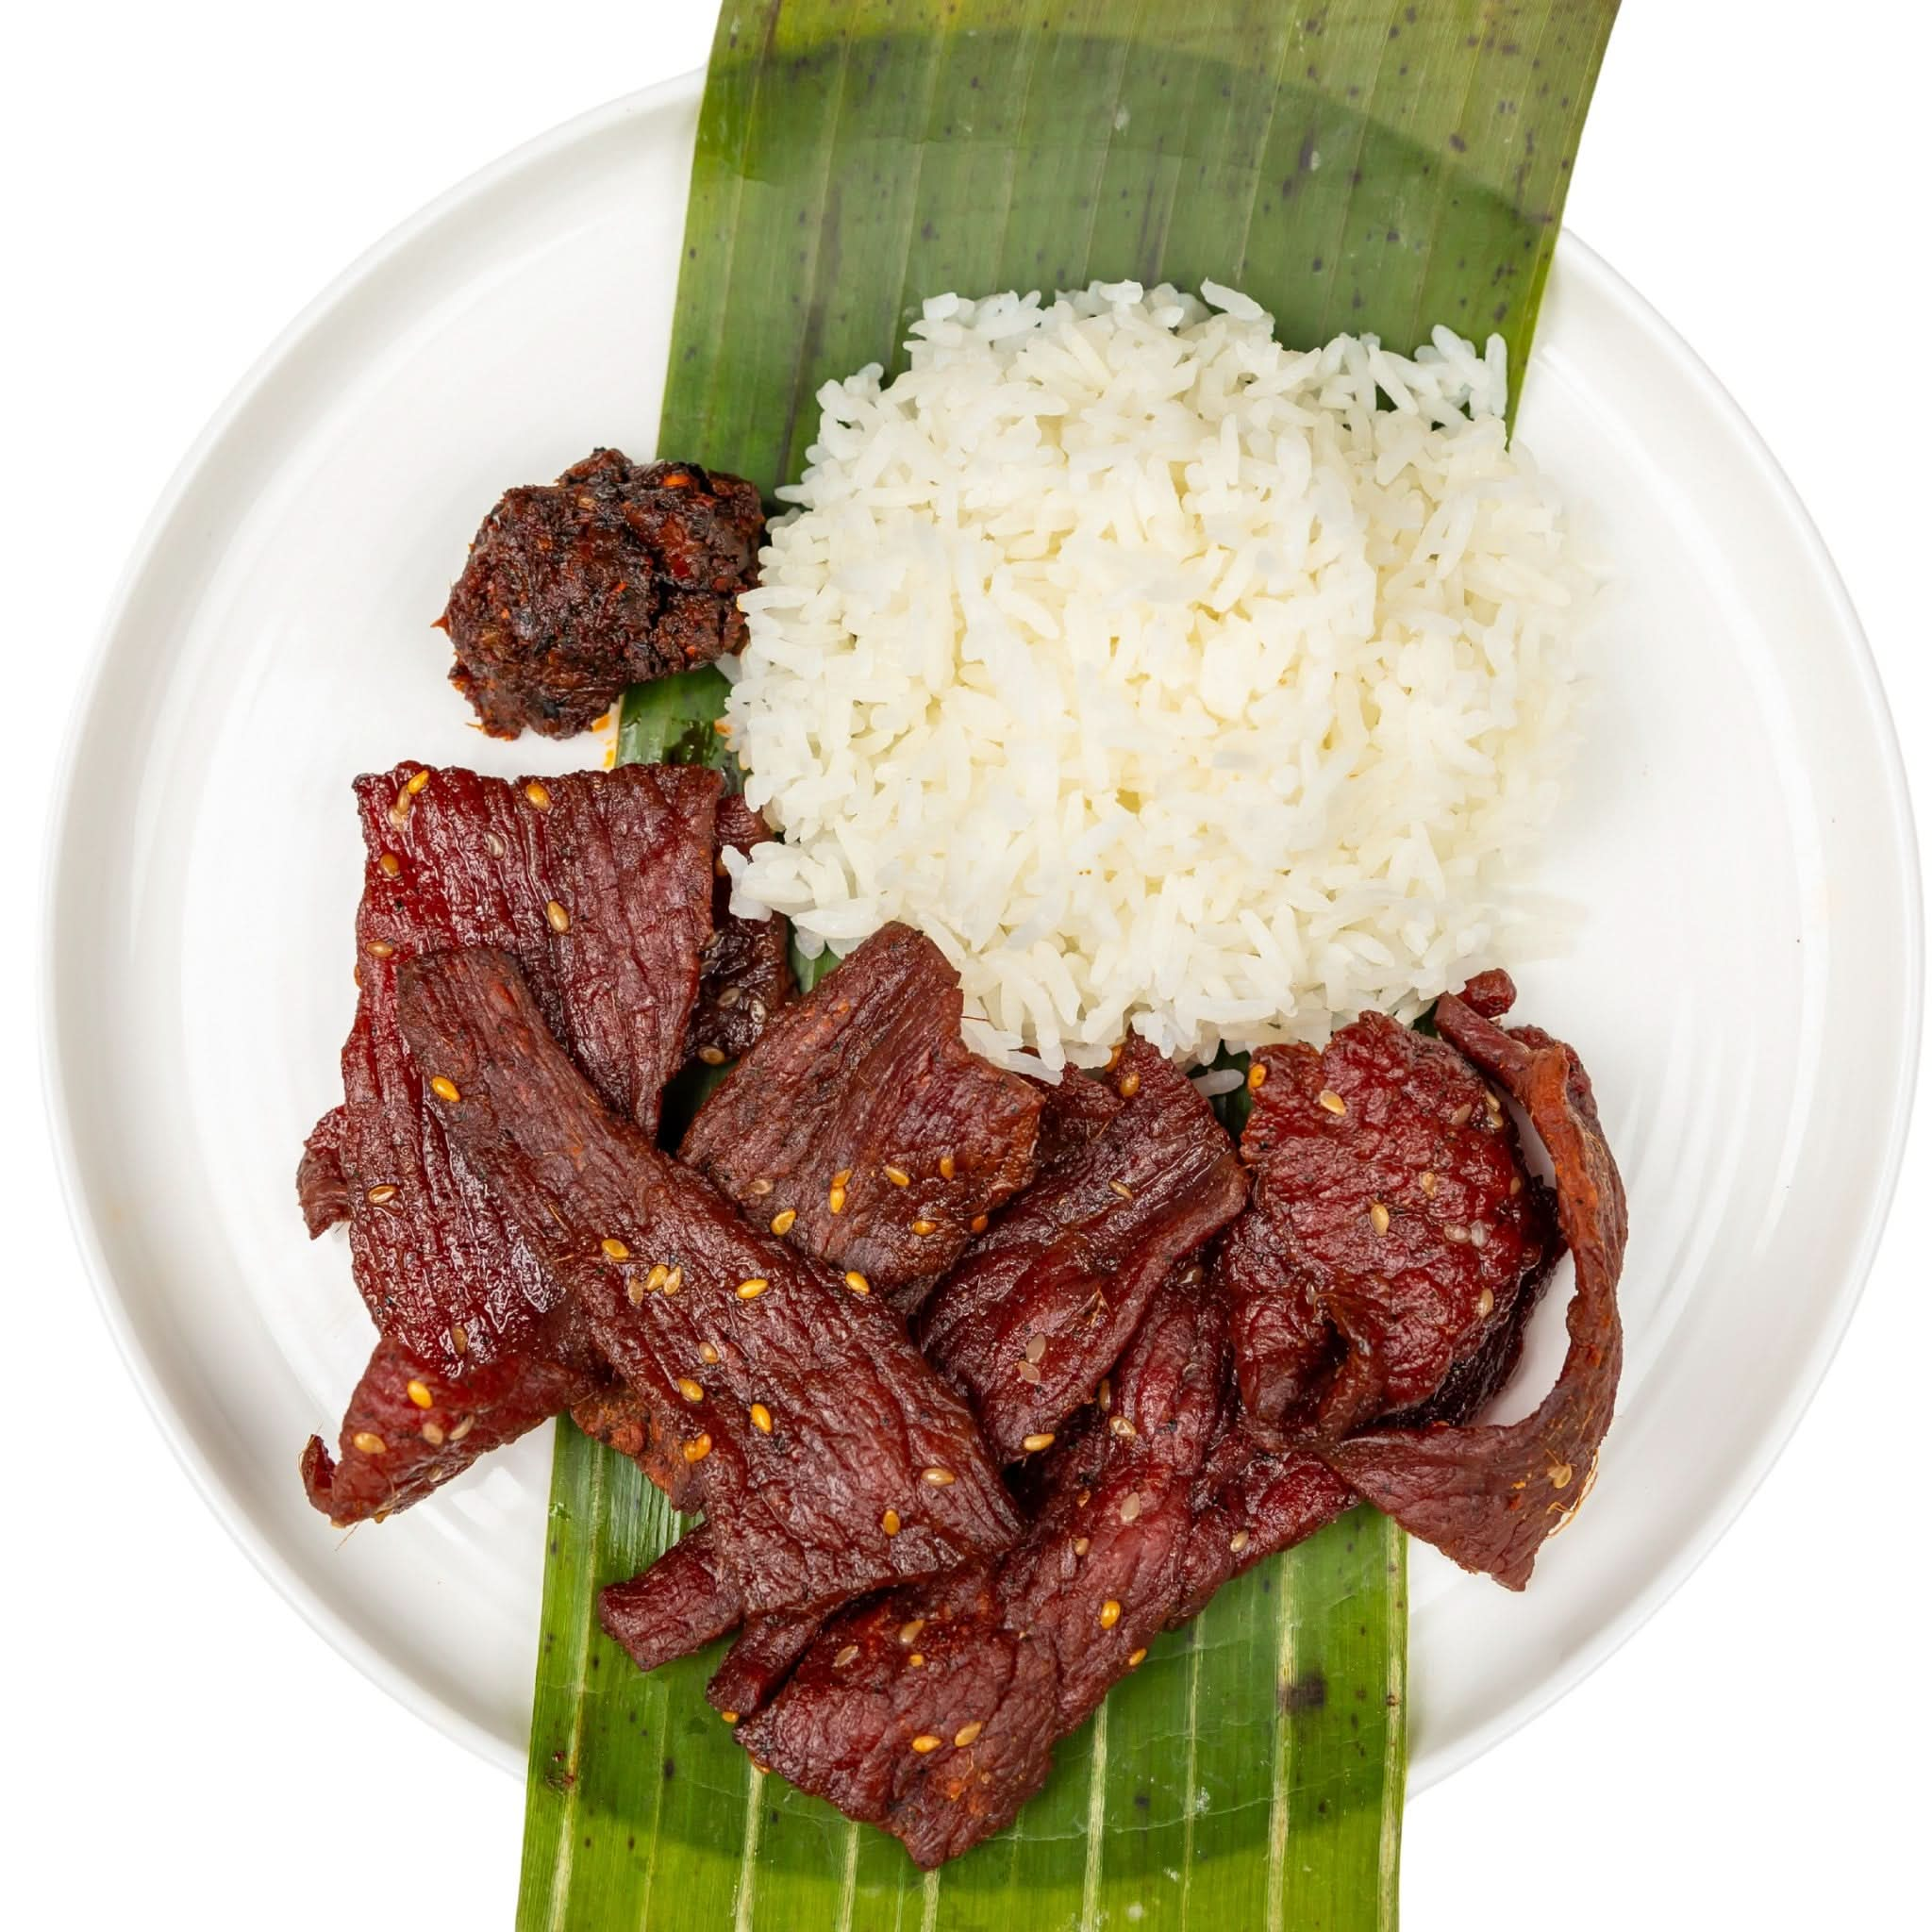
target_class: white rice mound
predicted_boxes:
[724,279,1597,1074]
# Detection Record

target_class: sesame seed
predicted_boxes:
[1450,1101,1474,1127]
[645,1264,670,1293]
[1444,1224,1470,1244]
[429,1076,460,1104]
[750,1403,774,1435]
[939,1155,957,1180]
[1109,1180,1134,1200]
[911,1735,941,1754]
[1549,1462,1574,1490]
[662,1266,684,1294]
[736,1277,769,1299]
[700,1341,721,1364]
[834,1645,859,1669]
[1476,1289,1495,1318]
[1318,1090,1346,1115]
[448,1415,475,1442]
[883,1165,910,1188]
[844,1271,871,1296]
[365,939,395,958]
[721,1710,739,1724]
[353,1431,388,1456]
[1015,1362,1041,1384]
[828,1187,847,1215]
[483,831,506,858]
[1487,1089,1504,1115]
[1247,1061,1268,1091]
[1120,1493,1141,1524]
[970,1214,989,1234]
[1106,1045,1123,1071]
[626,1277,645,1306]
[545,900,571,934]
[1025,1335,1047,1364]
[770,1208,797,1235]
[1074,1538,1090,1557]
[954,1722,984,1748]
[1099,1600,1122,1629]
[898,1619,925,1646]
[1127,1648,1148,1668]
[389,792,411,827]
[525,781,551,810]
[697,1046,727,1065]
[1022,1432,1056,1453]
[1075,1489,1091,1507]
[882,1508,901,1536]
[449,1323,468,1355]
[1420,1171,1439,1196]
[922,1467,956,1487]
[365,1185,398,1205]
[1230,1529,1250,1554]
[1118,1071,1141,1099]
[748,1178,774,1196]
[1370,1202,1391,1236]
[832,1168,853,1188]
[911,1219,937,1236]
[909,1653,926,1667]
[407,768,432,795]
[1097,1378,1112,1411]
[1468,1222,1490,1248]
[601,1237,630,1261]
[420,1422,445,1447]
[677,1377,704,1403]
[379,851,402,878]
[683,1434,712,1463]
[406,1379,434,1409]
[1509,1174,1524,1195]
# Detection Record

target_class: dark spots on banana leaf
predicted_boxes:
[1282,1672,1327,1716]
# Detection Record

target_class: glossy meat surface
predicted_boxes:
[440,450,764,739]
[397,947,1021,1614]
[600,1529,742,1673]
[297,763,719,1522]
[739,1257,1345,1866]
[683,924,1044,1295]
[916,1039,1245,1462]
[1323,997,1626,1590]
[687,795,792,1068]
[1241,1005,1557,1433]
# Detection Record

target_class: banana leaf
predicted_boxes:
[520,2,1615,1925]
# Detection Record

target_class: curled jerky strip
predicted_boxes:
[1323,995,1627,1591]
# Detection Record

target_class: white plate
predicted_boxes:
[45,74,1922,1790]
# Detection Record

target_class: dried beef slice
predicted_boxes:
[916,1039,1245,1462]
[683,924,1044,1297]
[686,794,792,1068]
[440,450,764,740]
[298,762,718,1523]
[1239,1000,1558,1436]
[396,946,1021,1615]
[1322,994,1627,1590]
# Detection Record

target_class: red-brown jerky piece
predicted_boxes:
[683,924,1043,1295]
[397,947,1021,1616]
[1322,996,1626,1590]
[600,1530,743,1673]
[686,794,792,1068]
[440,449,764,740]
[916,1039,1245,1462]
[1241,1008,1556,1432]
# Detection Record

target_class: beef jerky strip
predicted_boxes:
[398,947,1021,1614]
[299,763,719,1521]
[686,794,792,1069]
[1239,982,1557,1436]
[1322,993,1626,1591]
[301,1332,589,1524]
[740,1259,1339,1868]
[916,1038,1245,1463]
[682,924,1043,1296]
[600,1529,743,1672]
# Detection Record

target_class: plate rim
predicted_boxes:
[42,70,1925,1796]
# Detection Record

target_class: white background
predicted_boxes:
[8,2,1927,1924]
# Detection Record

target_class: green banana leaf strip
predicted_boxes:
[522,1,1615,1924]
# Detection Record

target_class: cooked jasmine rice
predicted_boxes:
[724,280,1596,1074]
